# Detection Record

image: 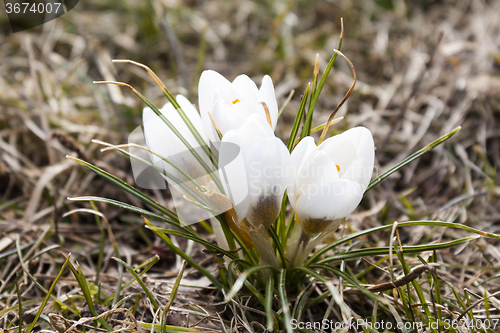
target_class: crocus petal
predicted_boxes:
[234,114,275,156]
[256,75,279,129]
[143,97,210,189]
[244,136,291,228]
[211,98,245,137]
[345,127,375,190]
[198,70,281,146]
[198,70,232,115]
[219,114,291,226]
[232,74,259,107]
[341,156,373,192]
[239,113,275,138]
[218,131,250,223]
[288,137,317,208]
[175,94,209,145]
[318,135,357,175]
[295,150,339,203]
[295,179,363,234]
[319,126,374,190]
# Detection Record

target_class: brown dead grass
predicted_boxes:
[1,0,500,331]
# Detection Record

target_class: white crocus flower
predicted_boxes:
[219,114,290,229]
[219,114,291,268]
[288,127,375,236]
[142,95,254,250]
[142,94,212,191]
[198,70,279,146]
[142,95,229,229]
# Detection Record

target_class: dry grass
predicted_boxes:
[1,0,500,331]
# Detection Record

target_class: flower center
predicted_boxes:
[232,99,240,104]
[336,164,341,172]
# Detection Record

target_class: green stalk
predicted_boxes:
[365,126,461,193]
[26,255,72,333]
[301,23,344,138]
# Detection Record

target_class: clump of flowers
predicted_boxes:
[138,65,375,271]
[72,42,466,332]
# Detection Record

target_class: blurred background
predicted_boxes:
[1,0,500,327]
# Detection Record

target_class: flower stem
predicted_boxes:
[249,225,280,270]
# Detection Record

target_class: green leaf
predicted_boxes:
[225,265,276,301]
[112,60,217,169]
[144,218,224,290]
[131,89,223,191]
[146,225,243,262]
[68,196,178,226]
[365,126,461,193]
[60,253,114,331]
[265,276,275,331]
[113,257,160,310]
[301,31,344,138]
[66,157,190,233]
[278,269,293,333]
[288,83,310,151]
[305,220,499,266]
[26,255,71,333]
[315,236,478,264]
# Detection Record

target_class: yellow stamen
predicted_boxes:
[232,99,240,104]
[336,165,341,172]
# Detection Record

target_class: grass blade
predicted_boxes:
[60,253,114,331]
[365,126,461,193]
[68,196,178,226]
[26,254,72,333]
[265,275,275,331]
[144,218,224,290]
[145,225,244,262]
[277,269,293,333]
[113,256,160,310]
[305,220,499,266]
[161,261,187,333]
[225,265,275,301]
[66,156,188,231]
[111,59,216,168]
[301,20,344,138]
[315,236,478,264]
[288,83,310,150]
[15,282,22,333]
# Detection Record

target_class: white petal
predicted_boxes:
[288,136,317,208]
[234,114,275,155]
[232,74,259,107]
[244,136,291,227]
[318,133,357,173]
[256,75,279,129]
[175,94,209,145]
[212,98,245,137]
[296,150,339,201]
[346,127,375,157]
[345,127,375,190]
[341,156,373,192]
[143,102,209,189]
[295,179,363,225]
[198,70,232,115]
[319,126,374,190]
[218,131,250,222]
